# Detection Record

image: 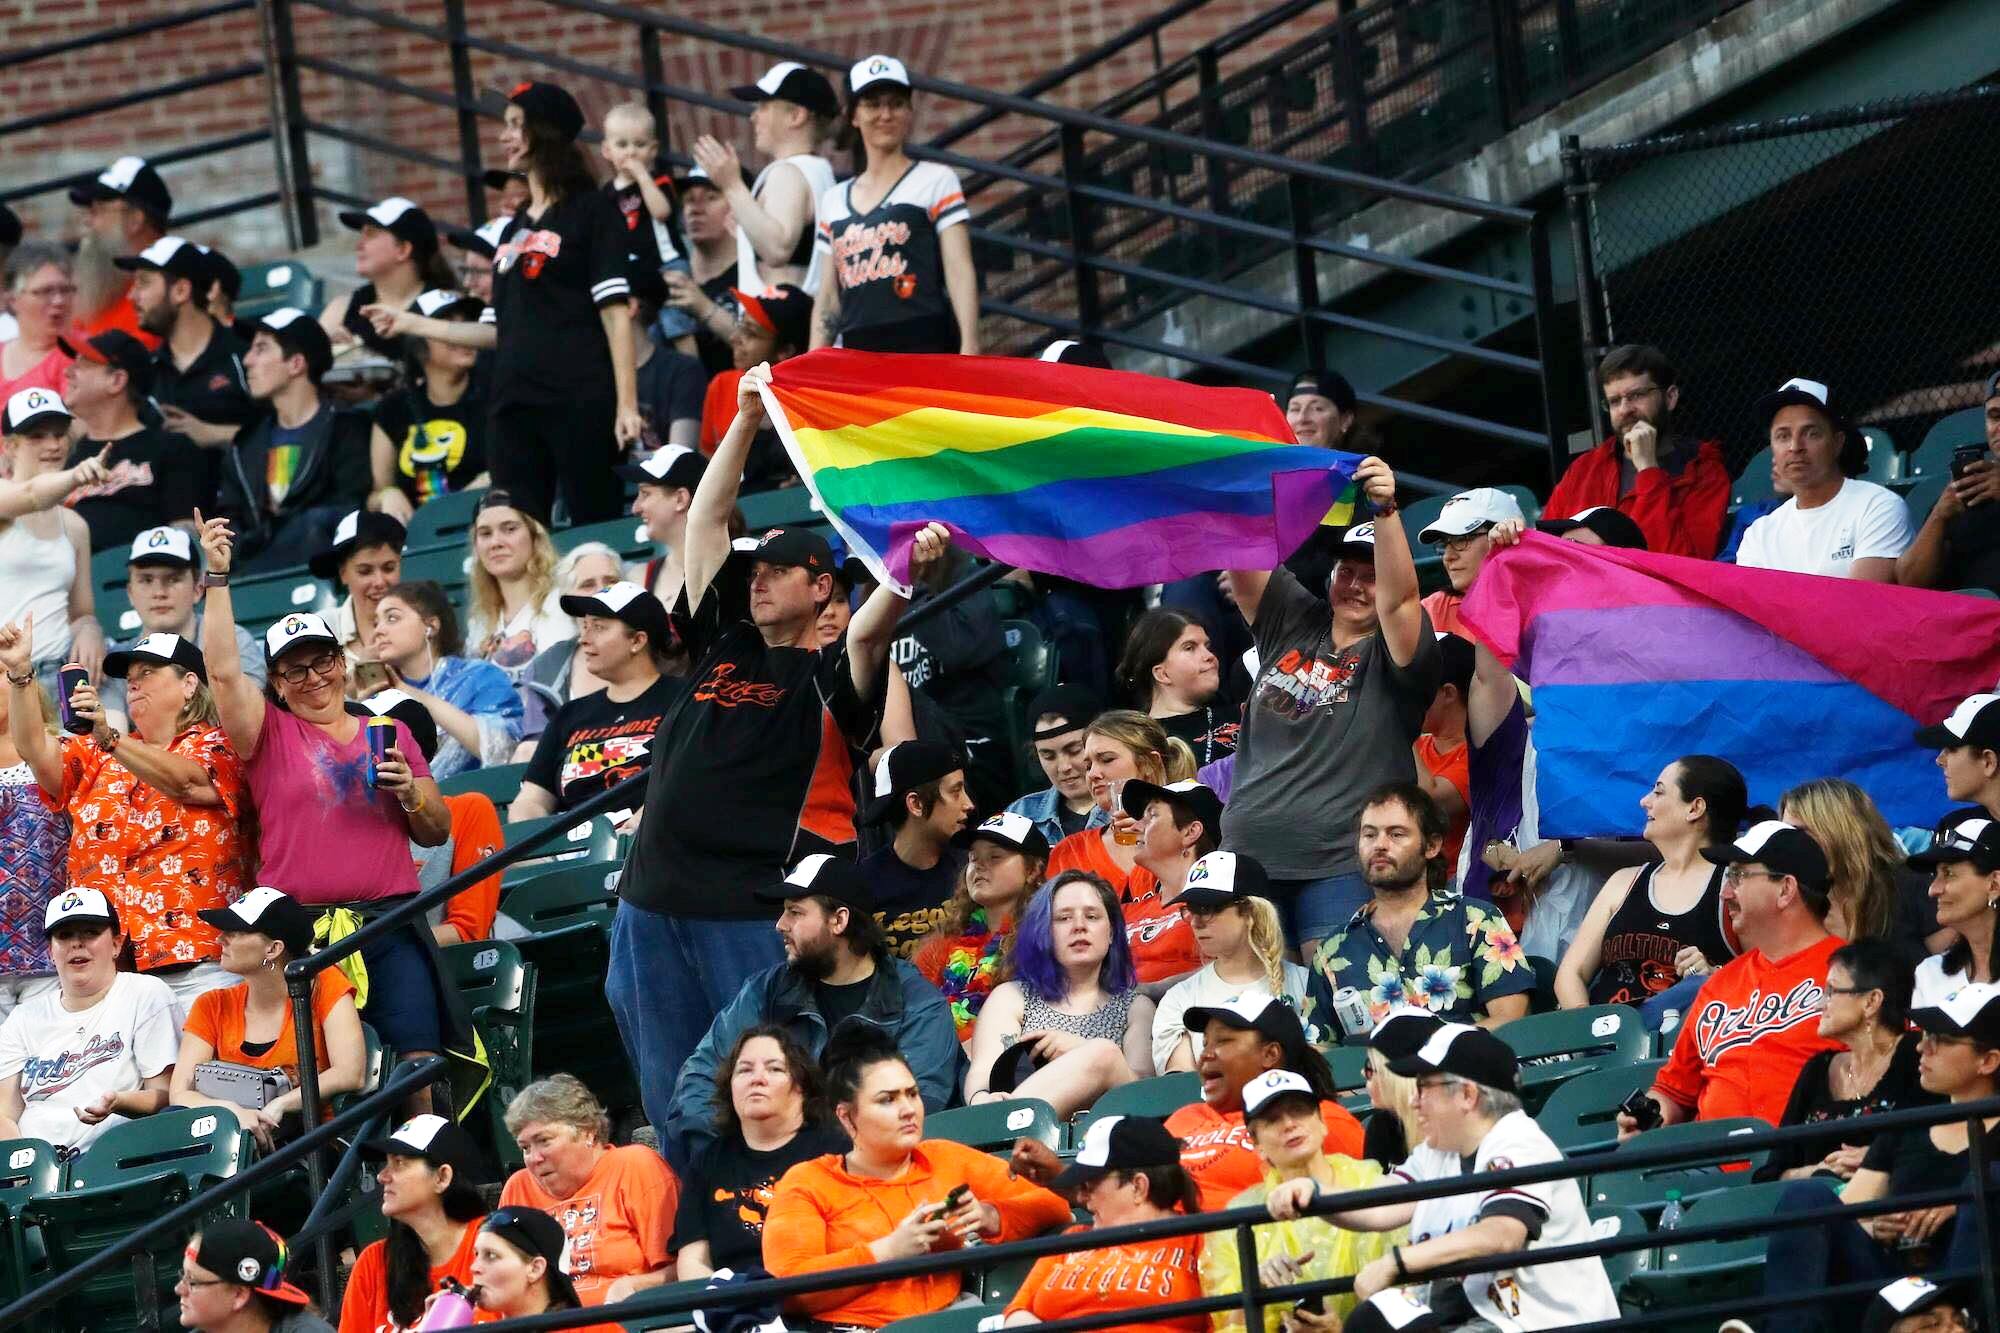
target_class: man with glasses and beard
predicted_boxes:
[660,853,960,1173]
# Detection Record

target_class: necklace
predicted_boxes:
[1835,1036,1896,1101]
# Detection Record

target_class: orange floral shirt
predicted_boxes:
[45,726,247,971]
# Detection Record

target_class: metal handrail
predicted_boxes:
[0,0,253,73]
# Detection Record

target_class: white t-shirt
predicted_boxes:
[737,152,837,296]
[1391,1111,1619,1331]
[0,972,179,1151]
[1913,954,1970,1009]
[1151,960,1309,1070]
[1735,479,1913,577]
[466,589,576,680]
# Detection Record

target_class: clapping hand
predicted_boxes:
[690,135,743,190]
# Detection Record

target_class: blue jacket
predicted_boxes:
[664,954,964,1165]
[1005,786,1107,849]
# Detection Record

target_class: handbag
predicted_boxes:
[192,1061,292,1110]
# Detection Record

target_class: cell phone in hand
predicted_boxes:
[1619,1087,1663,1131]
[1951,444,1987,481]
[352,660,391,694]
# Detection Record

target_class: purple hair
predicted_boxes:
[1007,870,1138,1003]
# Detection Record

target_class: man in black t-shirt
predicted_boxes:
[59,330,199,550]
[611,361,951,1142]
[856,740,974,959]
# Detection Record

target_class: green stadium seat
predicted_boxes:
[996,618,1059,792]
[925,1098,1061,1153]
[1908,406,1986,481]
[1071,1072,1199,1142]
[396,544,474,601]
[1497,483,1542,524]
[438,761,528,808]
[500,811,625,885]
[882,1303,1006,1333]
[979,1250,1039,1304]
[737,487,820,532]
[1858,425,1902,485]
[403,487,490,551]
[226,569,332,636]
[1495,1003,1647,1111]
[0,1137,59,1305]
[553,516,655,564]
[1322,1042,1372,1114]
[499,859,620,936]
[1528,954,1559,1014]
[1586,1203,1653,1298]
[514,922,642,1119]
[1902,473,1950,530]
[1585,1118,1771,1218]
[23,1108,251,1333]
[1955,586,2000,601]
[234,259,323,320]
[1622,1179,1795,1315]
[440,939,532,1168]
[1732,448,1778,509]
[1536,1058,1665,1156]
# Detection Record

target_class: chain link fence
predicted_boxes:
[1570,83,2000,474]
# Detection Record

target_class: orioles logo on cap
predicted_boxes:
[865,57,894,75]
[762,528,785,542]
[1187,859,1212,887]
[237,1259,261,1283]
[22,389,55,411]
[281,616,308,635]
[147,529,171,547]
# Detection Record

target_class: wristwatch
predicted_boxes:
[95,729,122,755]
[202,572,229,588]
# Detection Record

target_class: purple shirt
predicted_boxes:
[1462,693,1529,904]
[246,706,430,905]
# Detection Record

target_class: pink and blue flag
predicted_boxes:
[1461,533,2000,835]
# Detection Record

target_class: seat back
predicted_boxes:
[235,259,323,320]
[1857,425,1902,485]
[1536,1058,1665,1156]
[1070,1072,1199,1142]
[0,1138,60,1305]
[1732,448,1778,508]
[501,813,625,885]
[924,1098,1061,1153]
[737,488,821,532]
[404,486,491,550]
[396,543,476,603]
[500,861,621,937]
[227,571,332,636]
[515,923,642,1117]
[996,619,1058,791]
[1497,1004,1647,1109]
[552,516,656,563]
[1623,1179,1798,1313]
[66,1106,251,1193]
[438,761,529,808]
[440,940,534,1167]
[1586,1203,1653,1293]
[880,1302,1006,1332]
[1909,407,1987,480]
[1322,1043,1372,1113]
[1586,1118,1771,1217]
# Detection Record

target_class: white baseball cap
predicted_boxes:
[1418,488,1526,544]
[128,525,197,568]
[849,54,911,96]
[263,611,340,664]
[45,887,120,935]
[1241,1069,1317,1120]
[3,387,71,434]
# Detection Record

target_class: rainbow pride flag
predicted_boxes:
[1461,533,2000,835]
[757,349,1361,591]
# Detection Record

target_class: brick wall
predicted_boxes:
[0,0,1297,266]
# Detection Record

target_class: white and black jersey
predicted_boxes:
[814,161,968,344]
[484,188,632,406]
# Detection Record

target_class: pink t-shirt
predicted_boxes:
[0,344,74,404]
[247,706,431,905]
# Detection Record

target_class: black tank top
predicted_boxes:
[1587,861,1737,1006]
[341,281,404,359]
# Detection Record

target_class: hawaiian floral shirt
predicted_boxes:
[1307,890,1533,1027]
[45,726,247,971]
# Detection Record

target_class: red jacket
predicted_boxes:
[1545,437,1732,558]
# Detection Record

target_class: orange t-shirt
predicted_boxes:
[437,793,503,943]
[763,1138,1073,1328]
[699,369,742,454]
[73,293,161,349]
[1419,589,1468,639]
[1121,889,1202,983]
[1653,934,1845,1125]
[183,968,356,1099]
[1165,1099,1365,1212]
[1415,733,1471,873]
[1006,1228,1207,1332]
[339,1217,492,1333]
[1047,828,1159,902]
[47,725,247,971]
[498,1145,680,1305]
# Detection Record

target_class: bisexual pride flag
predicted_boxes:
[1460,532,2000,835]
[757,349,1361,593]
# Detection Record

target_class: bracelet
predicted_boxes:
[1392,1246,1410,1280]
[5,669,32,686]
[95,729,122,755]
[399,789,425,816]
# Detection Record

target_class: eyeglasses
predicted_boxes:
[1824,986,1878,996]
[275,650,340,685]
[1720,866,1782,887]
[1604,385,1661,410]
[1440,529,1492,553]
[20,283,77,301]
[1414,1077,1460,1097]
[176,1271,228,1290]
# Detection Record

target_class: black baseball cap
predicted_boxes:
[1026,683,1100,740]
[359,1114,488,1183]
[336,197,439,253]
[1052,1114,1182,1190]
[733,284,814,353]
[246,307,334,382]
[1120,777,1224,829]
[507,81,585,141]
[104,632,207,683]
[1241,1069,1320,1122]
[1701,818,1832,892]
[69,155,172,223]
[1907,811,2000,874]
[411,289,484,322]
[1862,1278,1969,1333]
[199,244,241,301]
[952,810,1050,859]
[617,444,707,491]
[1369,1007,1446,1060]
[57,329,155,396]
[848,54,913,99]
[1536,506,1648,550]
[1184,993,1308,1047]
[729,526,835,576]
[187,1221,311,1308]
[1038,339,1112,369]
[1387,1020,1521,1094]
[1909,981,2000,1046]
[730,61,840,119]
[481,168,526,192]
[112,235,210,284]
[197,886,317,958]
[310,509,407,580]
[1176,849,1270,913]
[447,215,512,259]
[1287,369,1356,415]
[1753,377,1867,476]
[861,740,963,825]
[481,1208,581,1308]
[1915,693,2000,751]
[558,580,673,651]
[753,852,875,912]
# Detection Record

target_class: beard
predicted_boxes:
[1362,852,1428,893]
[789,938,837,981]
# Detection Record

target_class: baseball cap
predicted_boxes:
[263,611,341,665]
[952,810,1050,859]
[112,235,210,283]
[673,163,719,194]
[247,308,334,381]
[69,155,172,222]
[128,525,197,569]
[1051,1115,1182,1190]
[729,526,834,576]
[849,54,913,98]
[447,215,513,259]
[1369,1007,1446,1060]
[1907,811,2000,874]
[336,196,438,252]
[411,288,484,322]
[1700,818,1831,891]
[1242,1069,1319,1121]
[732,284,814,352]
[617,443,707,490]
[1387,1020,1521,1093]
[1287,369,1356,415]
[309,509,407,580]
[729,61,840,118]
[1754,377,1867,474]
[1119,778,1224,836]
[480,1208,582,1308]
[1914,693,2000,751]
[1184,993,1307,1047]
[58,329,155,396]
[358,690,439,764]
[1418,488,1526,544]
[197,886,317,958]
[1862,1278,1968,1333]
[752,852,876,912]
[45,887,120,936]
[359,1114,488,1181]
[482,167,526,192]
[861,740,963,825]
[104,632,207,683]
[1909,981,2000,1046]
[1537,505,1648,550]
[508,81,585,141]
[557,580,672,648]
[198,244,242,301]
[1038,339,1112,369]
[1027,683,1100,740]
[1335,521,1377,562]
[3,387,72,434]
[1177,849,1271,913]
[186,1221,311,1307]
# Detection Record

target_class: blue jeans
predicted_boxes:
[1761,1179,1903,1333]
[1272,872,1370,951]
[1640,973,1706,1033]
[606,902,785,1163]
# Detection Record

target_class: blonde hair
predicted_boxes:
[1084,708,1197,786]
[1781,778,1901,942]
[601,101,657,138]
[468,505,559,641]
[1366,1047,1423,1151]
[174,680,220,736]
[940,851,1046,936]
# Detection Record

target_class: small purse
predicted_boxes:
[192,1061,292,1110]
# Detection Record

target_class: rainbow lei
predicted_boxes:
[937,909,1009,1041]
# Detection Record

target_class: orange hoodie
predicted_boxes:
[762,1138,1073,1328]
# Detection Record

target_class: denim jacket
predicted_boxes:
[1005,786,1108,848]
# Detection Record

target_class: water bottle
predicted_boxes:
[1658,1188,1683,1232]
[416,1278,478,1329]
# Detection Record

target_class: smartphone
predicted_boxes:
[1619,1087,1663,1132]
[1951,444,1987,481]
[352,660,391,694]
[941,1183,971,1213]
